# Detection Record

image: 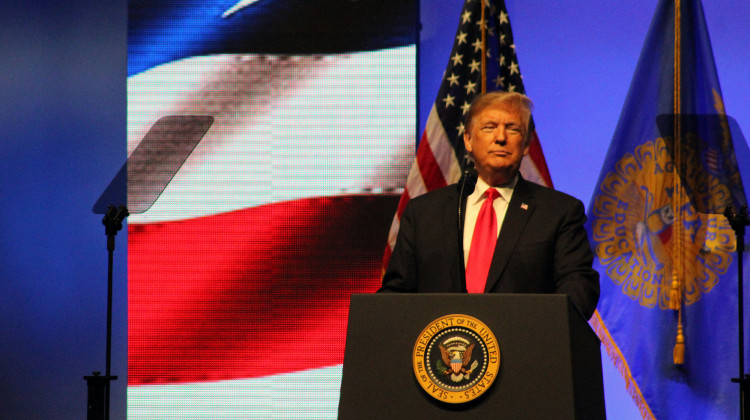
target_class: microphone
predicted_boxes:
[457,159,477,237]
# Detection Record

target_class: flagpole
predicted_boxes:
[480,0,486,94]
[670,0,686,365]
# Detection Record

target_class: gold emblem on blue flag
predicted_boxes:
[590,136,736,308]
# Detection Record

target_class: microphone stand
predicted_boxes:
[85,205,128,420]
[457,160,477,289]
[725,205,749,420]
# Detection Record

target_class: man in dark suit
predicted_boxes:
[379,92,599,320]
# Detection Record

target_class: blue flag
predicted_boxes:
[586,0,750,418]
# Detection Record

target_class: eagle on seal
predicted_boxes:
[439,343,475,375]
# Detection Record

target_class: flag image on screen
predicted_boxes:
[126,1,416,418]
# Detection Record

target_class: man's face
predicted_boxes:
[463,103,529,185]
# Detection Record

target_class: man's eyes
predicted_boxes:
[481,125,521,134]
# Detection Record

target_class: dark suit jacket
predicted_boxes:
[379,176,600,319]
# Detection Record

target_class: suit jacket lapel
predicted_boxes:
[484,177,536,292]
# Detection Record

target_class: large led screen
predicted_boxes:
[126,1,416,418]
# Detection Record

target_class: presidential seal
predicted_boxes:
[412,314,500,404]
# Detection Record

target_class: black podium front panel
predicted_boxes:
[338,294,605,419]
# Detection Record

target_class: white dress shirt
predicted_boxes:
[462,175,517,265]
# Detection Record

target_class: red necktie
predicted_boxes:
[465,188,500,293]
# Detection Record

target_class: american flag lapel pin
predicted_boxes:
[520,203,528,210]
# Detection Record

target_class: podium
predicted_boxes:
[338,294,605,419]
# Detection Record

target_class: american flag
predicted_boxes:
[383,0,552,267]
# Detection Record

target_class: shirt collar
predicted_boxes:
[469,174,517,205]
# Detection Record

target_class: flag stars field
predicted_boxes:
[457,31,468,45]
[451,52,463,66]
[442,93,456,108]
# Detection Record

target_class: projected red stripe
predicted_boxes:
[128,194,398,385]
